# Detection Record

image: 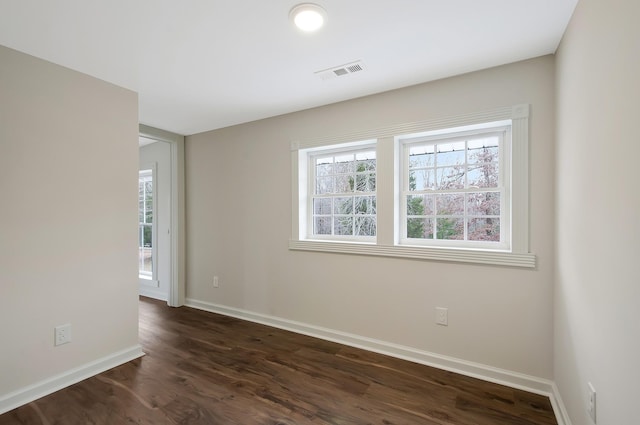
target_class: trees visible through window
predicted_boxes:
[401,129,507,248]
[310,147,377,239]
[291,105,532,267]
[138,170,153,278]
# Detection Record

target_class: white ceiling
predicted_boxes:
[0,0,578,136]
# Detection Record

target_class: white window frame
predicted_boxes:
[290,105,535,268]
[397,123,511,251]
[307,142,378,242]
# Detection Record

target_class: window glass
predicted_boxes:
[138,170,153,277]
[310,146,377,240]
[401,130,507,248]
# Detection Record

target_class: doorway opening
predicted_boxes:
[138,125,185,307]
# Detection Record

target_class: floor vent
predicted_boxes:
[315,61,366,80]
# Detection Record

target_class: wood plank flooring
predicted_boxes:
[1,297,558,424]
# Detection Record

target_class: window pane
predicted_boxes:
[407,218,434,239]
[354,196,376,214]
[316,161,333,177]
[355,173,376,192]
[436,194,464,215]
[335,175,353,193]
[436,218,464,240]
[316,176,333,194]
[436,142,465,166]
[406,194,434,216]
[138,225,144,247]
[314,198,332,214]
[468,146,499,164]
[334,217,353,235]
[409,169,434,191]
[355,216,376,236]
[314,217,332,235]
[139,246,152,274]
[143,225,152,246]
[468,218,500,241]
[468,137,499,158]
[436,167,465,189]
[467,163,499,188]
[369,174,377,191]
[333,197,353,214]
[356,152,376,171]
[467,192,501,216]
[409,145,435,168]
[334,154,354,174]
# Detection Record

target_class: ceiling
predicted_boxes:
[0,0,578,136]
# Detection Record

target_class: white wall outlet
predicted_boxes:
[587,382,597,423]
[213,276,219,288]
[435,307,448,326]
[54,324,72,346]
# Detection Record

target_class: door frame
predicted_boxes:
[139,124,185,307]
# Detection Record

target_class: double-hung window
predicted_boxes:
[310,146,377,240]
[291,105,534,267]
[399,125,510,250]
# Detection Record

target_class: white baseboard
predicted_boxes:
[0,345,145,415]
[550,383,573,425]
[186,298,571,425]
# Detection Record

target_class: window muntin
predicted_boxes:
[399,126,510,250]
[309,146,377,240]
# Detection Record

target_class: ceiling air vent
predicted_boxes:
[315,61,366,80]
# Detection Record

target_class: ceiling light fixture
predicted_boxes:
[290,3,326,32]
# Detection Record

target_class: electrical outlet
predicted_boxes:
[213,276,219,288]
[435,307,448,326]
[587,382,596,423]
[54,324,72,346]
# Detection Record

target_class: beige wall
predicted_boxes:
[555,0,640,423]
[186,56,556,379]
[0,46,140,400]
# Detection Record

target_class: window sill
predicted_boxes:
[289,240,536,268]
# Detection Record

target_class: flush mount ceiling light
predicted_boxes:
[290,3,326,32]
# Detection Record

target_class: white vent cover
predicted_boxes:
[315,61,366,80]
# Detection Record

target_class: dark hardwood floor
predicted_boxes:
[1,297,557,424]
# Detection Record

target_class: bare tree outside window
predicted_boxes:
[311,147,377,239]
[405,133,502,243]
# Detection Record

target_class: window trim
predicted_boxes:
[290,105,535,268]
